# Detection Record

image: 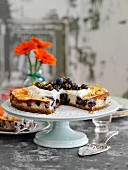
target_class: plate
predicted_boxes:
[112,110,128,118]
[0,121,50,135]
[111,96,128,118]
[2,99,119,121]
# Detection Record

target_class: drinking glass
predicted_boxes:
[92,114,112,133]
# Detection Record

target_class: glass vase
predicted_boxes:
[22,69,45,87]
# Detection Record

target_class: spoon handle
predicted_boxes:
[102,131,119,144]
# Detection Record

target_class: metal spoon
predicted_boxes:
[78,131,118,156]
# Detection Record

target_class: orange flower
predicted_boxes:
[34,48,56,66]
[14,41,36,55]
[0,107,5,116]
[30,37,53,49]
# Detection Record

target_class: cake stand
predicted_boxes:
[2,99,119,148]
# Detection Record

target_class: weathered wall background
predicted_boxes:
[1,0,128,97]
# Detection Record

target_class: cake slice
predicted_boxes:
[10,85,60,114]
[0,107,36,132]
[10,77,110,114]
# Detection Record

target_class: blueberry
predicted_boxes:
[45,104,49,109]
[53,84,60,90]
[68,84,72,90]
[47,85,53,91]
[81,84,88,89]
[39,86,45,89]
[43,86,48,90]
[56,78,63,85]
[85,85,88,89]
[66,78,72,84]
[56,99,59,104]
[76,96,81,104]
[20,124,24,129]
[81,100,87,106]
[77,96,81,101]
[63,85,67,90]
[55,88,60,92]
[72,84,78,90]
[27,102,31,107]
[36,101,40,106]
[63,77,67,83]
[88,101,96,108]
[34,82,40,87]
[14,122,17,126]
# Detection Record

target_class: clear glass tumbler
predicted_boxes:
[92,114,112,133]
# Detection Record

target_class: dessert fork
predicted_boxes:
[78,131,118,156]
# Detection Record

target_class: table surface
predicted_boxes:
[0,97,128,170]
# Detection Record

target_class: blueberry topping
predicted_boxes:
[81,84,88,89]
[47,85,54,91]
[55,88,60,92]
[66,78,72,84]
[63,77,67,83]
[85,85,88,89]
[39,86,45,89]
[72,84,78,90]
[56,78,63,85]
[53,84,60,90]
[43,86,48,90]
[63,83,72,90]
[34,82,40,87]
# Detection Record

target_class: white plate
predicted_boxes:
[2,99,119,121]
[0,121,50,135]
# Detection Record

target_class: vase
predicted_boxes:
[22,69,45,87]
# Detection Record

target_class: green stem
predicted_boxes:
[35,59,38,73]
[37,61,42,72]
[27,54,35,84]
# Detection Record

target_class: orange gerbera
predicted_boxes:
[34,48,56,66]
[0,107,5,116]
[14,41,37,55]
[30,37,53,49]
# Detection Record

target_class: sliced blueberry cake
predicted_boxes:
[0,107,36,132]
[10,77,110,114]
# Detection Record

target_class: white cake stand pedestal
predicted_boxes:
[2,99,119,148]
[34,121,88,148]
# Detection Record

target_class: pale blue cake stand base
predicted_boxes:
[34,121,88,148]
[2,99,119,149]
